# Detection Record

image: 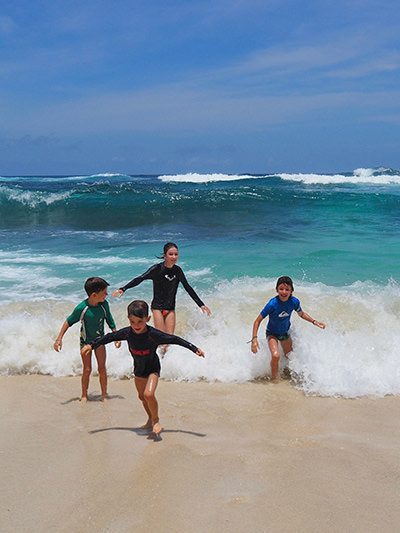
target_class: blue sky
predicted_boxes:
[1,0,399,175]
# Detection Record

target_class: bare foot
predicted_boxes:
[140,420,153,430]
[80,396,88,403]
[152,422,163,434]
[101,394,110,402]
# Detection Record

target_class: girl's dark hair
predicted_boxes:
[157,241,178,259]
[276,276,294,291]
[127,300,149,318]
[84,277,109,296]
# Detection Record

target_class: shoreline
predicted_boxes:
[2,375,400,532]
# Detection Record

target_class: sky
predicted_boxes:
[0,0,400,175]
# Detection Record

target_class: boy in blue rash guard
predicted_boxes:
[54,277,121,402]
[251,276,325,381]
[81,300,205,435]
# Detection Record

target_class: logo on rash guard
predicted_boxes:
[165,275,176,281]
[278,311,289,318]
[130,349,150,356]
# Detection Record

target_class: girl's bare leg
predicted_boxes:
[80,349,92,401]
[163,311,176,334]
[152,309,176,333]
[152,309,166,331]
[267,336,281,381]
[280,337,293,359]
[94,345,108,400]
[152,310,176,354]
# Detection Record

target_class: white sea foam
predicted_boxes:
[159,173,259,183]
[0,250,150,267]
[158,168,400,186]
[185,267,213,278]
[0,270,70,303]
[278,168,400,185]
[0,184,73,206]
[0,251,154,304]
[1,277,400,398]
[0,174,130,182]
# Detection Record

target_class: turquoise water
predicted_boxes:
[1,169,400,397]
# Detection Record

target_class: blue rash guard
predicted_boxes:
[260,295,302,335]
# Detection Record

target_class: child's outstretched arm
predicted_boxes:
[298,310,325,329]
[54,320,69,352]
[250,314,264,353]
[149,328,205,357]
[112,265,157,298]
[179,269,211,316]
[111,329,121,348]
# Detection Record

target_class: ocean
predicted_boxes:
[1,168,400,398]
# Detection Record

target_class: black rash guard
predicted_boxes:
[91,325,199,378]
[120,263,205,311]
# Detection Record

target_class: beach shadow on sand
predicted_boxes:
[60,394,125,405]
[88,426,207,442]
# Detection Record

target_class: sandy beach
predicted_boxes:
[1,375,400,533]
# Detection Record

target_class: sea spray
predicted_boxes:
[1,278,400,398]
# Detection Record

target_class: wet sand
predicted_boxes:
[1,375,400,532]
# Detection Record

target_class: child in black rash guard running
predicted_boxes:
[112,242,211,337]
[81,300,205,435]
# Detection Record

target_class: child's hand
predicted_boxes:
[201,305,211,316]
[112,289,124,298]
[196,348,205,358]
[251,338,260,354]
[114,341,121,349]
[54,340,62,352]
[314,321,325,329]
[81,344,92,357]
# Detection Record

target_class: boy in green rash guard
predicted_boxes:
[54,277,121,402]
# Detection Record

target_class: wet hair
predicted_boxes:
[276,276,294,291]
[156,241,178,259]
[127,300,149,318]
[84,277,109,296]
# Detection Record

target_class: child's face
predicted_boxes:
[92,288,108,302]
[276,283,293,301]
[128,314,151,334]
[164,247,179,266]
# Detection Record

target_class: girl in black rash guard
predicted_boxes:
[112,243,211,336]
[81,300,205,435]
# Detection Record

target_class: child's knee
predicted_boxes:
[270,350,280,361]
[143,390,155,402]
[82,366,92,376]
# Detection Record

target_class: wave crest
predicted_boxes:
[2,278,400,398]
[159,172,261,183]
